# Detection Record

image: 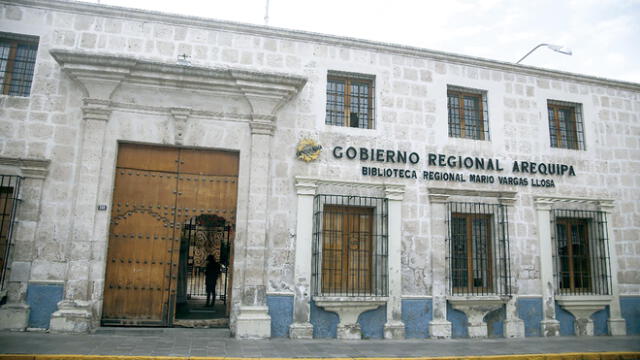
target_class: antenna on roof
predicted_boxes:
[264,0,270,25]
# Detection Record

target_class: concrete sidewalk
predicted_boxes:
[0,329,639,359]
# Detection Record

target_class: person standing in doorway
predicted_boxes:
[205,254,221,307]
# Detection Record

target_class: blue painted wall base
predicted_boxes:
[620,296,640,335]
[266,294,293,338]
[555,303,575,336]
[447,302,469,338]
[555,302,610,336]
[309,300,386,339]
[310,300,338,338]
[484,306,505,338]
[358,304,386,339]
[401,298,432,338]
[592,306,609,336]
[516,297,543,337]
[26,282,63,329]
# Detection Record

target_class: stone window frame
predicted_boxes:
[325,71,376,129]
[428,188,523,339]
[551,209,611,296]
[0,32,39,97]
[447,86,490,141]
[445,200,512,297]
[534,196,626,337]
[449,211,494,294]
[290,177,405,339]
[547,100,585,150]
[0,157,49,331]
[311,194,388,298]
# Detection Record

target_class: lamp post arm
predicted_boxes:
[516,43,549,64]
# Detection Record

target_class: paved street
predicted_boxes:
[0,329,639,358]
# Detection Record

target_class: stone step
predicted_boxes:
[94,326,231,336]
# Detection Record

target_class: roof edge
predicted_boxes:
[7,0,640,92]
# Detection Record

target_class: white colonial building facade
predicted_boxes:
[0,0,638,339]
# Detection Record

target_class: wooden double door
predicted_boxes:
[102,143,239,326]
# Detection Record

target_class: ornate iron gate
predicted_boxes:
[179,215,232,304]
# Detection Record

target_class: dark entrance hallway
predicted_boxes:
[174,215,233,328]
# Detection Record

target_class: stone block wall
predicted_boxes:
[0,0,638,335]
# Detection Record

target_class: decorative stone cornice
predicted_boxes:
[428,187,517,200]
[50,50,133,100]
[232,71,307,116]
[533,196,615,211]
[19,0,639,91]
[50,49,307,117]
[598,200,615,213]
[498,197,517,207]
[0,157,50,179]
[428,194,450,204]
[384,184,405,201]
[170,108,191,145]
[294,178,318,196]
[81,99,112,122]
[250,119,276,136]
[293,176,400,192]
[533,198,554,211]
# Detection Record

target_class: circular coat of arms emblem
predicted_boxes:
[296,138,322,162]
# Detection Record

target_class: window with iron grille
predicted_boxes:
[447,202,511,296]
[0,33,39,97]
[447,86,489,140]
[1,175,22,291]
[547,100,585,150]
[326,71,375,129]
[552,209,611,296]
[311,195,388,296]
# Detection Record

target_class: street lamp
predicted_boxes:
[516,43,572,64]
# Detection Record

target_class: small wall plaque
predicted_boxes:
[97,205,108,211]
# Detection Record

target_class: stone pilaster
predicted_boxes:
[498,197,525,338]
[49,99,112,333]
[235,117,275,339]
[598,201,627,336]
[428,193,452,339]
[534,198,560,337]
[384,184,405,339]
[0,159,49,331]
[289,178,317,339]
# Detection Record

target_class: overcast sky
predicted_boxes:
[91,0,640,83]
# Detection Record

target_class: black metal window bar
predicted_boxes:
[312,194,388,296]
[551,209,611,296]
[326,71,375,129]
[547,100,585,150]
[1,175,22,291]
[447,86,490,141]
[1,33,38,97]
[447,202,511,296]
[180,215,231,304]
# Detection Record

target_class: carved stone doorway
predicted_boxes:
[102,143,238,327]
